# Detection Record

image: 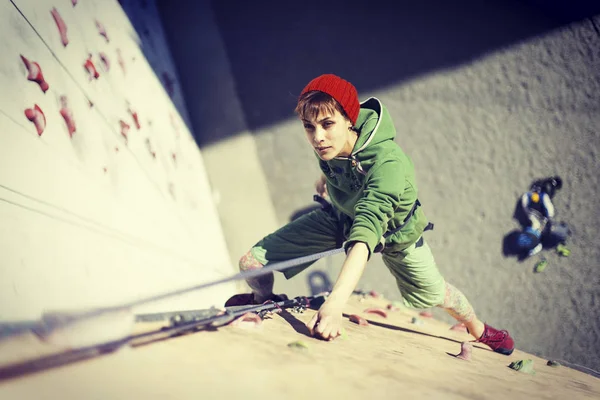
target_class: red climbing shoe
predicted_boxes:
[224,293,289,307]
[476,323,515,355]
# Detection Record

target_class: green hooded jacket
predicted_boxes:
[318,97,429,256]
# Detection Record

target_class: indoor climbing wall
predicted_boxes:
[0,0,236,320]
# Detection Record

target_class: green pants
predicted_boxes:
[250,208,446,309]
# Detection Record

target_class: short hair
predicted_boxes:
[295,90,350,122]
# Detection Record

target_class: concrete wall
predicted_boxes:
[204,1,600,371]
[0,0,236,320]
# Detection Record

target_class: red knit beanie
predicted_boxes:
[300,74,360,125]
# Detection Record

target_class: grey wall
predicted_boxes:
[159,0,600,372]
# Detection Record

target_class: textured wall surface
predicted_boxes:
[0,0,236,320]
[208,2,600,371]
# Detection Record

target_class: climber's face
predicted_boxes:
[302,109,356,161]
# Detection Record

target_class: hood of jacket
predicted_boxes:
[334,97,396,171]
[316,97,428,254]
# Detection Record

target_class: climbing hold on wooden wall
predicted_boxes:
[50,8,69,47]
[20,55,49,92]
[59,96,76,137]
[24,105,46,136]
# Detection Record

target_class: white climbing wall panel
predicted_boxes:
[0,0,236,320]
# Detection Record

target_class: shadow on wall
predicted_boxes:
[146,0,599,146]
[116,0,191,125]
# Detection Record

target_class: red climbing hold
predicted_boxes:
[99,52,110,72]
[128,107,140,129]
[119,120,130,144]
[419,310,433,318]
[171,152,177,164]
[24,104,46,136]
[59,96,76,137]
[363,308,388,318]
[20,55,49,93]
[84,55,100,80]
[369,290,380,298]
[50,8,68,47]
[349,314,369,326]
[96,20,109,42]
